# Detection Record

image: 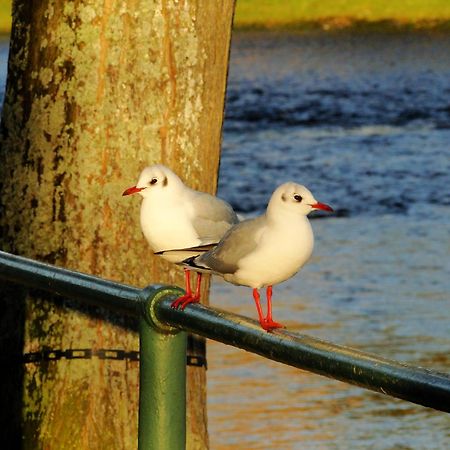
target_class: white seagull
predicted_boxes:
[123,164,238,307]
[183,182,333,331]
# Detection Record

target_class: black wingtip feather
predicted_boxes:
[182,256,201,267]
[182,256,211,271]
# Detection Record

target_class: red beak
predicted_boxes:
[310,202,333,212]
[122,186,144,196]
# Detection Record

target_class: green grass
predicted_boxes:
[235,0,450,30]
[1,1,450,35]
[0,0,11,35]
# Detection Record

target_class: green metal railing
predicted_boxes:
[0,250,449,449]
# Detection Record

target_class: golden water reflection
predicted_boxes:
[207,335,449,449]
[207,268,449,449]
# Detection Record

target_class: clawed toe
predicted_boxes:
[171,295,200,310]
[260,319,284,332]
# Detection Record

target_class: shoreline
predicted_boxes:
[1,14,450,36]
[233,18,450,34]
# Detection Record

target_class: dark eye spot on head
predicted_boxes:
[150,178,157,185]
[281,193,287,202]
[294,194,302,202]
[162,176,168,187]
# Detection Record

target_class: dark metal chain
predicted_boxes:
[23,348,140,362]
[22,348,206,367]
[187,355,207,368]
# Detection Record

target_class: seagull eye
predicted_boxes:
[149,178,157,185]
[294,194,303,202]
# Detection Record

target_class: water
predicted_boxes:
[218,32,450,217]
[0,37,7,101]
[1,31,449,449]
[210,31,450,449]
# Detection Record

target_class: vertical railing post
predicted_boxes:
[138,286,187,450]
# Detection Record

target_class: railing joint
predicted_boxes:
[139,285,185,334]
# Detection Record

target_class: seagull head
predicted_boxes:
[268,182,333,217]
[122,164,183,198]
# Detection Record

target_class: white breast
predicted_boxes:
[230,218,314,288]
[140,199,201,253]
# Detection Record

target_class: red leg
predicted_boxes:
[171,270,202,310]
[252,288,265,325]
[261,285,284,331]
[191,273,202,302]
[171,269,193,309]
[266,285,273,320]
[184,269,192,294]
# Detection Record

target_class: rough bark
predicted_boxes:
[0,0,235,448]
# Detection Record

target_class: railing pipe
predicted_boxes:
[0,250,140,316]
[156,298,450,413]
[1,250,449,416]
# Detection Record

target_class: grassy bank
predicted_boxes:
[1,0,450,35]
[0,0,10,35]
[234,0,450,30]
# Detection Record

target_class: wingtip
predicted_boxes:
[182,256,200,267]
[182,256,211,272]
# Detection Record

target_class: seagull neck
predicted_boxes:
[266,207,310,228]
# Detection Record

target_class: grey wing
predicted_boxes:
[190,191,239,244]
[197,216,264,275]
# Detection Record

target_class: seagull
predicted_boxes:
[183,182,333,331]
[122,164,239,307]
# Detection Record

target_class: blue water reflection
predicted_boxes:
[210,31,450,449]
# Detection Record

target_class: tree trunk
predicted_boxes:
[0,1,235,448]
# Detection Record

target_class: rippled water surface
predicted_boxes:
[0,31,449,449]
[210,31,450,449]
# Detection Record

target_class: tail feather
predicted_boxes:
[154,243,216,255]
[182,256,211,273]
